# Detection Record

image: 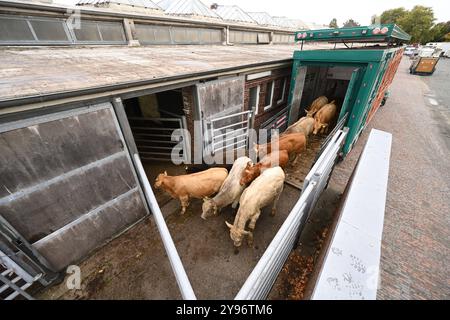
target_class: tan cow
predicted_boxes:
[283,116,315,137]
[154,168,228,215]
[306,96,328,117]
[201,156,251,220]
[254,132,306,163]
[226,166,285,248]
[313,100,337,135]
[240,150,289,186]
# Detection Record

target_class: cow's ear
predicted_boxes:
[164,171,167,176]
[225,221,233,229]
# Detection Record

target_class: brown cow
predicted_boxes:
[313,100,337,135]
[240,150,289,186]
[254,132,306,163]
[306,96,328,117]
[154,168,228,215]
[283,115,315,137]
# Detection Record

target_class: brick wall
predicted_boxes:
[243,67,292,129]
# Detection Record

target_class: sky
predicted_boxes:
[54,0,450,25]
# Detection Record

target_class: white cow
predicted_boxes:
[225,166,285,248]
[201,156,252,220]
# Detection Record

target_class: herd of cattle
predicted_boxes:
[154,96,337,249]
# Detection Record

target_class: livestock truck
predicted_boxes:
[0,3,409,301]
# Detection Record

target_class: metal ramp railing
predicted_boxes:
[235,128,348,299]
[260,106,289,140]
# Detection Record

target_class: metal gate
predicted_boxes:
[235,128,348,299]
[203,109,254,156]
[129,110,190,162]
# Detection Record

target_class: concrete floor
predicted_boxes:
[270,57,450,300]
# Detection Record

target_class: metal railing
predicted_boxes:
[204,110,254,156]
[235,129,347,300]
[129,112,190,163]
[133,154,196,300]
[260,106,289,134]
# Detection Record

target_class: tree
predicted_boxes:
[398,6,435,44]
[343,19,360,28]
[445,33,450,42]
[380,7,407,24]
[329,18,338,28]
[430,21,450,42]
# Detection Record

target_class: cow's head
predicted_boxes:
[201,197,218,220]
[313,120,327,135]
[154,171,167,188]
[240,161,259,186]
[225,221,249,248]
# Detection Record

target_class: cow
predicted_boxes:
[283,116,315,137]
[201,156,251,220]
[225,166,285,248]
[254,132,307,163]
[313,100,337,135]
[154,168,228,215]
[306,96,328,117]
[239,150,289,186]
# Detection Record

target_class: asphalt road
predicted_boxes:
[420,57,450,152]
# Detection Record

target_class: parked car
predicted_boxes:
[426,42,450,56]
[404,46,418,57]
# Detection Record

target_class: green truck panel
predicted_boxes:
[287,45,405,155]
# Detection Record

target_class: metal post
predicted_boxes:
[181,116,191,164]
[133,154,196,300]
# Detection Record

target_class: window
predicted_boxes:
[257,33,270,44]
[249,86,260,115]
[264,81,275,111]
[275,78,287,105]
[30,20,69,42]
[73,21,101,42]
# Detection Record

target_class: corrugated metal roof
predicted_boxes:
[212,5,256,24]
[77,0,162,9]
[157,0,220,18]
[272,16,297,29]
[290,19,309,30]
[247,12,277,26]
